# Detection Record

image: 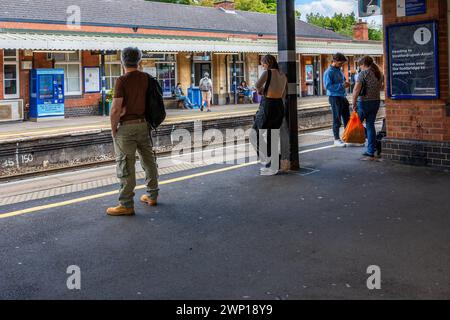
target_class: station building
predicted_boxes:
[0,0,383,121]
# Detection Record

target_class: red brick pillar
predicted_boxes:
[353,20,369,41]
[382,0,450,169]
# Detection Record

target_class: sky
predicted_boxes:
[295,0,383,26]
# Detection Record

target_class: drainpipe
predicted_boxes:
[191,52,195,87]
[100,51,106,117]
[225,55,229,104]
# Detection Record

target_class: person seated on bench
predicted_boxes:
[173,83,194,109]
[237,81,254,103]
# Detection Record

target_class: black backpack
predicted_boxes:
[145,73,166,130]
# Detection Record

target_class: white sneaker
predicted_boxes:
[260,167,278,176]
[334,139,346,147]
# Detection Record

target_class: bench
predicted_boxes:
[164,98,185,109]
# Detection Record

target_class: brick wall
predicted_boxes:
[382,0,450,169]
[353,21,369,41]
[383,0,449,143]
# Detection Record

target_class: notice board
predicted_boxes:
[386,21,439,99]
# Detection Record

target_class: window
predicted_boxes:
[104,52,122,90]
[3,49,19,99]
[156,62,176,98]
[54,51,82,95]
[229,54,245,92]
[105,63,122,90]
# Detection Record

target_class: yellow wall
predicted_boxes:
[177,54,191,91]
[245,53,260,87]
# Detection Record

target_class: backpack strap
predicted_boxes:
[263,69,272,97]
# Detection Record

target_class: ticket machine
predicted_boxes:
[29,69,65,121]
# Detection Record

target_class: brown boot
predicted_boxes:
[140,195,157,206]
[106,205,135,216]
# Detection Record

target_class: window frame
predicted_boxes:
[3,49,20,99]
[228,54,246,92]
[105,61,123,90]
[54,51,82,96]
[155,61,177,99]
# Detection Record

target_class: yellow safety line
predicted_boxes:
[0,161,258,219]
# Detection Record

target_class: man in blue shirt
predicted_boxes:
[324,53,351,147]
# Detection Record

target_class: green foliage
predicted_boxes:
[146,0,290,14]
[368,22,383,41]
[105,89,114,103]
[306,12,357,37]
[306,12,382,41]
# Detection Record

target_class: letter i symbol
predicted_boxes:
[420,30,425,42]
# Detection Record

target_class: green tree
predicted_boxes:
[368,22,383,41]
[307,12,382,41]
[146,0,295,15]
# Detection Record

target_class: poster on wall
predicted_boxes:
[84,67,101,93]
[305,65,314,83]
[386,21,439,99]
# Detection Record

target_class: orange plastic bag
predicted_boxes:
[342,112,366,144]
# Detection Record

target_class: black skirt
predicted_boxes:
[253,97,284,130]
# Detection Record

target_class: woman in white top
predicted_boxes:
[252,54,287,176]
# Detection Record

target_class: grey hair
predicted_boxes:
[204,72,210,78]
[121,47,142,67]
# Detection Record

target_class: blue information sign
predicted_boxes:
[406,0,426,16]
[386,21,439,100]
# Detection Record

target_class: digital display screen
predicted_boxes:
[39,75,54,99]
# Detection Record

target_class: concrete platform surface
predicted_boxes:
[0,144,448,300]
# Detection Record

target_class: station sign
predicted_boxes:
[386,21,439,99]
[359,0,382,17]
[397,0,427,17]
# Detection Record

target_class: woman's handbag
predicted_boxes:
[253,70,272,129]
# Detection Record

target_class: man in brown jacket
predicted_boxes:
[107,47,159,216]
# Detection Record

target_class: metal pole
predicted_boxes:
[100,51,106,117]
[277,0,300,171]
[191,52,195,87]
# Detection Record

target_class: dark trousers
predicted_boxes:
[357,100,380,156]
[329,96,350,140]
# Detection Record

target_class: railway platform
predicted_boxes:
[0,96,357,142]
[0,135,448,300]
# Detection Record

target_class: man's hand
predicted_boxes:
[344,82,351,88]
[110,97,124,139]
[111,127,118,138]
[352,103,358,112]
